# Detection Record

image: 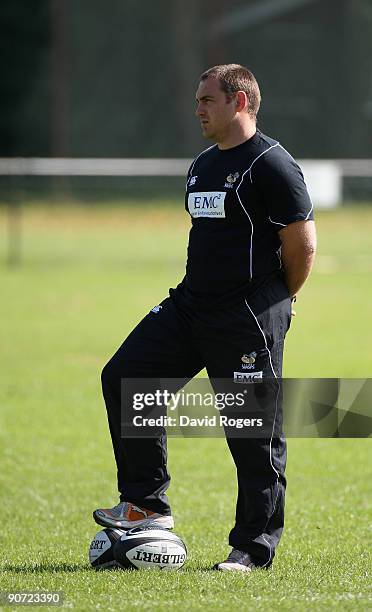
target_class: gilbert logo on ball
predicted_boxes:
[114,525,187,570]
[89,528,125,570]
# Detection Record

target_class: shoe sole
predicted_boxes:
[213,562,252,572]
[93,510,174,530]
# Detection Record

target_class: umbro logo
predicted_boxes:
[151,305,162,313]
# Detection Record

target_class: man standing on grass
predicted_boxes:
[93,64,316,572]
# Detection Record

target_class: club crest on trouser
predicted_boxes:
[241,351,257,370]
[241,352,256,364]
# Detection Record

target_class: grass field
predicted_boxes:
[0,203,371,610]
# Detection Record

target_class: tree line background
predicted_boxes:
[2,0,372,159]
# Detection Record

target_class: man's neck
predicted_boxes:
[217,122,257,151]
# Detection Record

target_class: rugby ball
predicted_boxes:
[113,525,187,570]
[89,528,125,570]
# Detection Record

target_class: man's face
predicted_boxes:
[195,77,237,142]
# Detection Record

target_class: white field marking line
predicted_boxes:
[315,254,372,274]
[29,489,49,507]
[314,255,340,273]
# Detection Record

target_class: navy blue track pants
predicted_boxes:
[101,273,291,567]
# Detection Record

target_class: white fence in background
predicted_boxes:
[1,157,372,208]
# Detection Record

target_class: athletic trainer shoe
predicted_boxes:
[214,548,257,572]
[93,501,174,530]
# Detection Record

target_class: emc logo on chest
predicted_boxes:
[188,192,226,218]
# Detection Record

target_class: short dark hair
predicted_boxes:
[200,63,261,119]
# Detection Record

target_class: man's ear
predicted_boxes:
[235,91,247,112]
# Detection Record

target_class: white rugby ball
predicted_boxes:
[113,525,187,570]
[89,528,125,570]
